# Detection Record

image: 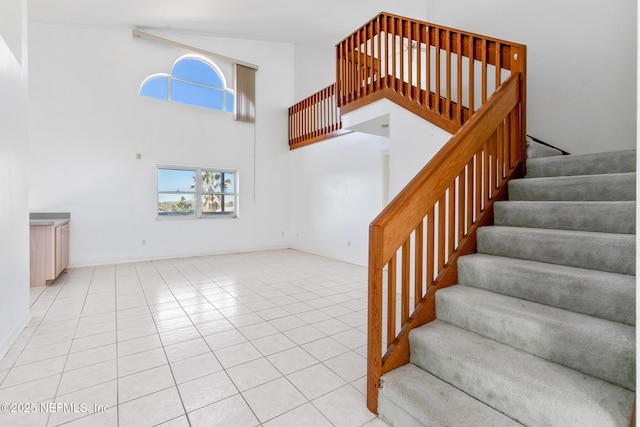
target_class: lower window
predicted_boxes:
[157,166,237,218]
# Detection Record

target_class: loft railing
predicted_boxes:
[288,83,351,150]
[336,12,525,137]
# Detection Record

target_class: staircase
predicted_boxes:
[377,148,636,426]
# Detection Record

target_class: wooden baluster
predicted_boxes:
[496,123,504,188]
[437,195,446,270]
[495,42,502,90]
[313,98,317,136]
[339,40,345,104]
[416,23,423,105]
[344,39,350,103]
[475,152,482,219]
[481,38,487,104]
[491,129,500,196]
[401,239,410,324]
[435,27,441,114]
[445,29,451,120]
[294,104,301,142]
[391,17,397,92]
[301,100,306,138]
[367,23,372,95]
[324,89,329,134]
[319,93,323,135]
[327,87,333,133]
[483,141,490,206]
[356,29,361,100]
[367,230,383,413]
[503,115,511,178]
[313,93,317,137]
[425,25,431,109]
[341,41,347,105]
[458,169,465,242]
[350,35,356,103]
[287,107,292,146]
[312,95,316,138]
[399,19,405,96]
[288,106,292,145]
[448,182,455,259]
[408,21,414,100]
[426,207,434,288]
[376,16,382,91]
[382,15,389,89]
[323,92,326,135]
[467,159,474,227]
[456,32,463,124]
[468,35,475,112]
[414,221,423,307]
[335,44,340,107]
[387,255,397,348]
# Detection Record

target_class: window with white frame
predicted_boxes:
[140,54,235,113]
[157,167,237,218]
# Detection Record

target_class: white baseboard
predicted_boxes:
[0,311,32,361]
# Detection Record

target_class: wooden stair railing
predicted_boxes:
[285,12,526,413]
[367,73,524,412]
[333,13,528,413]
[288,83,351,150]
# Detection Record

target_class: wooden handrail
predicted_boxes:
[367,72,524,412]
[288,83,351,150]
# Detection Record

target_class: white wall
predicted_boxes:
[289,133,387,265]
[0,0,30,355]
[294,44,335,101]
[28,23,295,266]
[427,0,637,155]
[343,99,452,199]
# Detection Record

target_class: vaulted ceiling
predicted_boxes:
[28,0,428,46]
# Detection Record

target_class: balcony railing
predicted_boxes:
[336,12,525,136]
[288,83,351,150]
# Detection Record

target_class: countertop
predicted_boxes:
[29,219,70,227]
[29,212,70,227]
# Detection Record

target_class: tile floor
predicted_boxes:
[0,249,391,427]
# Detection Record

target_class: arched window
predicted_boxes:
[140,54,235,113]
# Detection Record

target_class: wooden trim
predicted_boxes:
[339,86,471,136]
[289,129,352,150]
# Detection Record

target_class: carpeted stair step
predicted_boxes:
[508,172,636,201]
[378,364,522,427]
[477,226,635,275]
[435,285,635,389]
[526,149,636,177]
[494,200,636,234]
[409,320,634,427]
[457,254,635,325]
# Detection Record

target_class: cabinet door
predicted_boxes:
[61,223,69,271]
[55,225,63,277]
[54,223,70,278]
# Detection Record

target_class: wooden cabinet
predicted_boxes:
[55,223,69,278]
[30,221,70,287]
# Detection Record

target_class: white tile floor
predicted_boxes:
[0,249,391,427]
